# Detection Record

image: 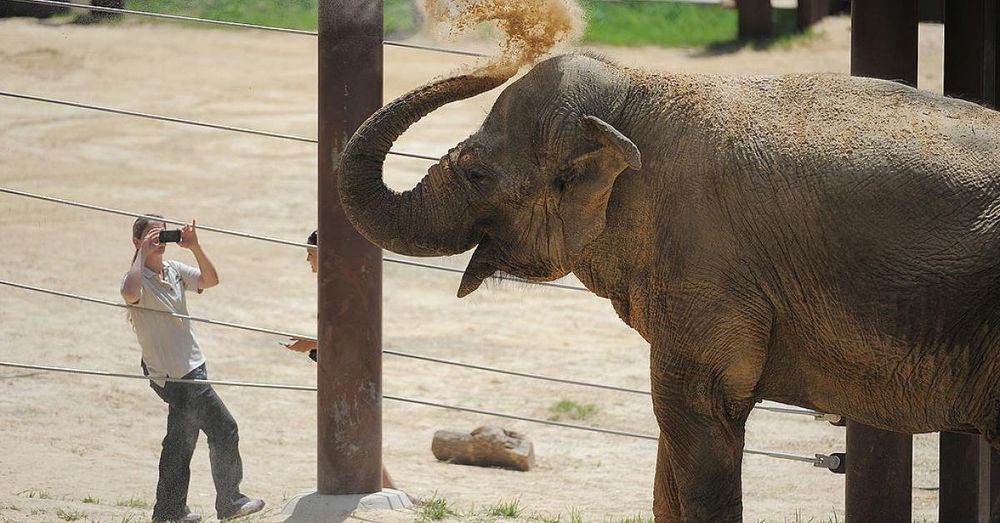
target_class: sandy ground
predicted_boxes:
[0,13,954,523]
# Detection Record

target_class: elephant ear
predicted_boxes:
[557,115,641,256]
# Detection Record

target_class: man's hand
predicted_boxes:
[281,338,318,353]
[178,220,199,250]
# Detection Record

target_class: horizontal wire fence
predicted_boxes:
[0,360,830,467]
[0,277,828,420]
[0,90,439,162]
[0,187,590,292]
[1,0,488,58]
[0,0,842,477]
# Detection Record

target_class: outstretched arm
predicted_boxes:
[121,228,159,304]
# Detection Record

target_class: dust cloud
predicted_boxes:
[424,0,584,77]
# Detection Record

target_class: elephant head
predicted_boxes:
[338,54,641,296]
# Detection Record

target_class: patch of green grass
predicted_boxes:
[114,497,151,509]
[56,508,85,521]
[569,508,585,523]
[81,496,100,505]
[122,0,419,38]
[581,1,812,49]
[483,498,523,519]
[548,399,599,421]
[119,0,815,50]
[418,493,457,522]
[581,1,736,47]
[16,489,51,499]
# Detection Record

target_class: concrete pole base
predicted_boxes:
[278,489,413,523]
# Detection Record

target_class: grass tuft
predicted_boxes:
[16,489,50,499]
[419,493,457,522]
[115,497,151,509]
[548,399,599,421]
[55,508,85,521]
[613,514,653,523]
[484,498,523,519]
[531,512,561,523]
[81,496,100,505]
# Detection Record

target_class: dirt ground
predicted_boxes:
[0,13,952,523]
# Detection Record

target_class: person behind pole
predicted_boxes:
[281,229,397,490]
[120,215,264,523]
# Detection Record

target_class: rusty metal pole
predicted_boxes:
[317,0,384,495]
[847,2,918,522]
[939,2,999,521]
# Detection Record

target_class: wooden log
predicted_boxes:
[431,426,535,472]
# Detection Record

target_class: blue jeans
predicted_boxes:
[147,363,248,519]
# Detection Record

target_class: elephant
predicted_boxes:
[337,53,1000,521]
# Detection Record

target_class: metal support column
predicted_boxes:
[317,0,384,495]
[940,2,1000,521]
[940,433,994,522]
[845,422,913,522]
[851,0,919,86]
[737,0,773,39]
[847,2,918,521]
[798,0,831,31]
[944,0,998,107]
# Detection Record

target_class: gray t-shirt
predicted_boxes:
[125,260,206,386]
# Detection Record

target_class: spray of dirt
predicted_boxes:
[424,0,584,78]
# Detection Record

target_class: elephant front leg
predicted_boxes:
[648,296,770,522]
[652,390,751,523]
[653,432,683,521]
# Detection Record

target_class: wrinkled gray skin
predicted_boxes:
[338,53,1000,521]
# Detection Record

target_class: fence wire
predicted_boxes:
[0,360,829,467]
[0,89,439,162]
[0,187,590,292]
[0,277,829,421]
[0,0,487,58]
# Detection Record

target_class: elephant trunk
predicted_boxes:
[338,72,512,256]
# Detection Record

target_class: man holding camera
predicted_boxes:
[121,216,263,523]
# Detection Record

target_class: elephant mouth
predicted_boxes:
[458,236,498,297]
[457,236,568,297]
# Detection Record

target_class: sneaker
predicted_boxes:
[220,498,265,520]
[152,511,201,523]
